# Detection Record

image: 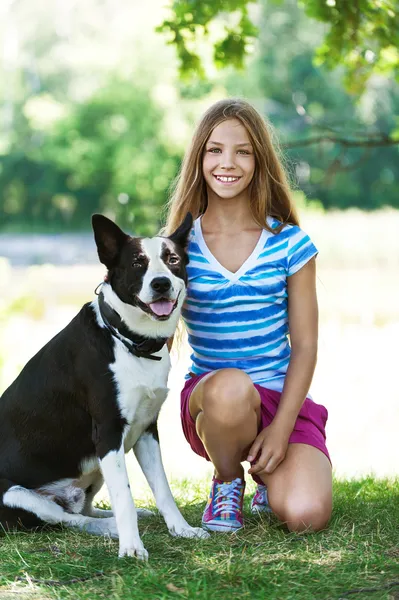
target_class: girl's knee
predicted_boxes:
[285,502,331,532]
[202,369,259,423]
[269,492,332,533]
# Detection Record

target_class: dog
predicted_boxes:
[0,212,208,559]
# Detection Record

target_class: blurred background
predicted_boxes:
[0,0,398,495]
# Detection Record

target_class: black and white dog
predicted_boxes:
[0,213,207,560]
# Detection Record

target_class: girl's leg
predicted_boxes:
[189,368,261,481]
[188,370,331,533]
[260,443,332,532]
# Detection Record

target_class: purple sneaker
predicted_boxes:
[251,484,272,513]
[202,477,245,532]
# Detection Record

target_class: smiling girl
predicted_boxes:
[164,98,332,533]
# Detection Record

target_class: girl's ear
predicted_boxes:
[92,214,129,268]
[168,212,193,248]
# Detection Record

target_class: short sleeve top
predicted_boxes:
[181,216,318,392]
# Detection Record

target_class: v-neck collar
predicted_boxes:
[194,216,273,283]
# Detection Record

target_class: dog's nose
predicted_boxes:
[151,277,171,294]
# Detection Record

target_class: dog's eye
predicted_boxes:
[168,255,180,265]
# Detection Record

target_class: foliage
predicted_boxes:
[0,82,181,235]
[303,0,399,94]
[156,0,258,79]
[0,0,183,235]
[221,0,399,210]
[0,0,398,232]
[158,0,399,92]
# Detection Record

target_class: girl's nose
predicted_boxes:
[220,153,236,170]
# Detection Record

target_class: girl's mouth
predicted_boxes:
[213,175,242,185]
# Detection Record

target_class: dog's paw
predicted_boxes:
[118,542,149,561]
[169,525,210,539]
[83,517,119,539]
[137,508,155,519]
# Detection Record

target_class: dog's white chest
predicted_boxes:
[110,340,170,450]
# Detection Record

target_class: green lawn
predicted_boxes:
[0,478,398,600]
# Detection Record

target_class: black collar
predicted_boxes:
[98,292,167,361]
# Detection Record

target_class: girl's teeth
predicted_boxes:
[216,176,239,182]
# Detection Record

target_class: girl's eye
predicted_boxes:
[168,255,180,265]
[207,148,251,155]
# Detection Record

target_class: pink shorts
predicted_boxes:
[180,372,331,485]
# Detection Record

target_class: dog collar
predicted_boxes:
[98,293,167,361]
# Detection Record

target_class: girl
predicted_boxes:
[164,98,332,533]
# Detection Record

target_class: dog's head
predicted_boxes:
[92,213,192,336]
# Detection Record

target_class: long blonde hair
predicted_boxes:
[164,98,299,234]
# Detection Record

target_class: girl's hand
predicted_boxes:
[247,422,291,476]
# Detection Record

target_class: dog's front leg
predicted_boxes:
[95,423,148,560]
[134,424,209,539]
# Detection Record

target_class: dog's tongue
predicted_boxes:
[149,300,174,316]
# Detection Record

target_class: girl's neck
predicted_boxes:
[202,195,259,233]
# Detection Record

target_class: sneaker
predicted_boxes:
[251,484,272,513]
[202,477,245,532]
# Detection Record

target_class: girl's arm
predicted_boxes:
[273,256,318,432]
[248,257,318,475]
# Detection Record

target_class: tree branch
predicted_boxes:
[283,135,399,149]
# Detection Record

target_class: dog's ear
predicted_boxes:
[92,214,128,268]
[168,213,193,249]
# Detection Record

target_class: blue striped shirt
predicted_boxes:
[182,216,318,391]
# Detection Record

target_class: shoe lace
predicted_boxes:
[255,484,267,503]
[213,479,243,517]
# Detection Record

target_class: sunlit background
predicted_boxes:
[0,0,398,498]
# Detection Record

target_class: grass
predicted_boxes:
[0,478,398,600]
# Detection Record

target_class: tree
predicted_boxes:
[1,0,398,232]
[0,81,181,234]
[157,0,399,94]
[224,1,399,209]
[0,0,183,233]
[158,0,399,152]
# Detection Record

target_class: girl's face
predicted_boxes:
[202,118,255,202]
